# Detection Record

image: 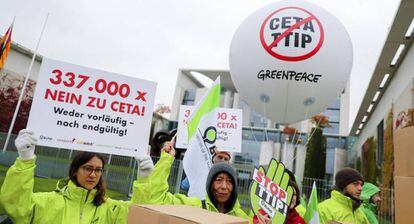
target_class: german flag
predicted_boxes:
[0,23,13,69]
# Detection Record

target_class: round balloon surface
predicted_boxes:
[229,0,353,123]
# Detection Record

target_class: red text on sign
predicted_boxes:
[44,88,82,105]
[49,69,90,89]
[86,97,106,109]
[95,79,130,98]
[217,122,237,129]
[135,91,147,102]
[111,101,145,117]
[253,168,287,203]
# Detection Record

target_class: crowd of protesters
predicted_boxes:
[0,129,381,224]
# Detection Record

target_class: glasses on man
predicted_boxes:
[81,165,104,176]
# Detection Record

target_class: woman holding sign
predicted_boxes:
[0,129,153,224]
[138,140,272,224]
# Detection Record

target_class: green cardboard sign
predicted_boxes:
[249,159,293,223]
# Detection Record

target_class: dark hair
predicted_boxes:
[150,129,177,157]
[285,169,301,208]
[69,151,107,206]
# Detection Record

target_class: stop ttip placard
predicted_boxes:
[176,105,242,152]
[27,57,157,157]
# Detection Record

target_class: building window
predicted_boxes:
[328,98,341,110]
[324,122,339,134]
[324,109,340,123]
[242,129,266,141]
[182,89,196,105]
[250,110,268,128]
[377,120,384,166]
[266,130,281,142]
[322,98,341,134]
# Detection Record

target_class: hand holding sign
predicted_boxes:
[250,159,293,224]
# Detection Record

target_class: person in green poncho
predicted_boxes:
[361,182,381,224]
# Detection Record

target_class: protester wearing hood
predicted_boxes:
[0,129,153,224]
[137,141,252,222]
[361,182,381,224]
[318,167,369,224]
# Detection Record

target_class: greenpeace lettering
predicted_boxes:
[229,0,353,123]
[257,69,322,83]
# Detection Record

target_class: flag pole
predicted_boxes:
[2,13,50,153]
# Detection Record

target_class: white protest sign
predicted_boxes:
[176,105,242,152]
[27,58,156,157]
[229,0,353,123]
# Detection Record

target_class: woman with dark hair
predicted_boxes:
[0,129,154,223]
[149,130,170,157]
[284,170,306,224]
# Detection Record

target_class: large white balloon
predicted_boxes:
[229,0,353,124]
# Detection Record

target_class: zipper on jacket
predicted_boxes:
[79,191,88,224]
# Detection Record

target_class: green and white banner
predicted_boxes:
[183,77,221,199]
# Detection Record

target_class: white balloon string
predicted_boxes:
[282,81,290,123]
[263,101,269,140]
[292,105,310,150]
[286,113,323,167]
[250,126,259,143]
[305,116,323,146]
[286,98,313,168]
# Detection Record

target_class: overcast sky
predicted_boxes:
[0,0,400,131]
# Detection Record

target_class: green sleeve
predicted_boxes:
[144,151,201,207]
[362,205,379,224]
[104,198,132,223]
[130,171,149,204]
[359,208,371,224]
[0,157,37,223]
[295,204,307,218]
[318,203,329,224]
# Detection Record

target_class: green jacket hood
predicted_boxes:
[361,182,380,203]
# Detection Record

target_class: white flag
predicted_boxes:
[183,77,221,199]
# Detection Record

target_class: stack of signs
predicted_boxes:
[27,58,156,157]
[249,159,293,224]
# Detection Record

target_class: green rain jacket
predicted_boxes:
[137,151,250,222]
[361,182,380,224]
[0,157,142,224]
[318,190,369,224]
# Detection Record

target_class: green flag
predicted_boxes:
[187,77,221,140]
[304,181,320,224]
[183,77,221,199]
